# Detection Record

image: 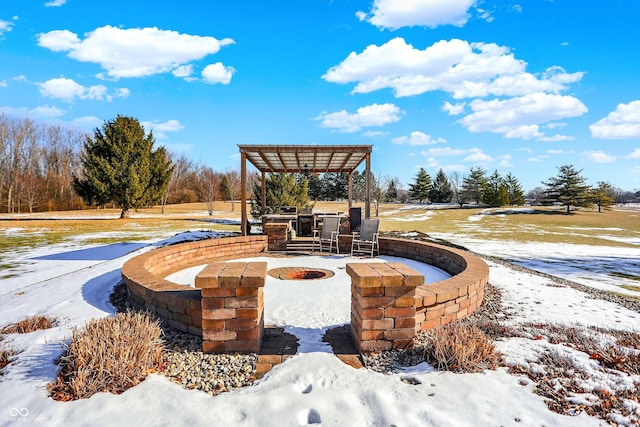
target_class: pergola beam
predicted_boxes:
[238,144,373,236]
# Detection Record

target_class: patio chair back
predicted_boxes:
[359,218,380,242]
[321,217,340,239]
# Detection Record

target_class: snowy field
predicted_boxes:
[1,217,639,426]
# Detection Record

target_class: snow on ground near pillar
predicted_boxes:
[1,231,638,426]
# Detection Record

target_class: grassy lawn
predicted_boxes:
[1,201,639,252]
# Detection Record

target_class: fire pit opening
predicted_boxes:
[268,267,334,281]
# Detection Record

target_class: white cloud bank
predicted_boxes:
[589,100,640,139]
[315,103,404,133]
[39,77,129,102]
[323,38,586,141]
[392,131,446,145]
[37,25,235,80]
[357,0,476,30]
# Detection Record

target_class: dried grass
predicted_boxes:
[48,311,164,401]
[508,323,640,423]
[421,322,501,373]
[1,315,56,334]
[0,347,16,372]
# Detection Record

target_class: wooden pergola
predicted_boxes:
[238,144,373,236]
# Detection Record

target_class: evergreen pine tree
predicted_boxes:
[542,164,592,213]
[385,178,399,202]
[429,169,453,203]
[591,181,615,212]
[504,172,525,205]
[462,167,487,205]
[72,115,173,218]
[408,168,432,203]
[250,173,309,217]
[482,170,509,207]
[219,176,232,202]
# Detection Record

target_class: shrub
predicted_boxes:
[1,315,56,334]
[48,311,164,401]
[421,322,500,373]
[0,347,16,372]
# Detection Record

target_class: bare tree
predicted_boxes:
[449,171,464,207]
[163,154,197,211]
[224,169,241,212]
[197,165,221,215]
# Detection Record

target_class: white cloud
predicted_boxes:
[172,64,193,78]
[589,100,640,139]
[421,146,479,157]
[463,151,493,163]
[459,92,587,139]
[39,77,128,102]
[519,148,533,154]
[526,157,543,163]
[0,17,16,37]
[45,0,67,6]
[0,104,66,119]
[315,103,404,133]
[442,101,465,115]
[497,154,513,167]
[545,122,567,129]
[142,119,184,139]
[392,131,446,145]
[323,38,583,99]
[358,0,475,30]
[439,163,466,173]
[0,80,6,87]
[202,62,235,84]
[547,149,569,155]
[582,151,616,164]
[537,134,574,142]
[71,116,103,130]
[37,25,235,79]
[361,130,388,138]
[629,148,640,159]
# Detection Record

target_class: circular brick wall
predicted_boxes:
[121,234,489,335]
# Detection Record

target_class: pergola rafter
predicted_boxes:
[238,144,373,235]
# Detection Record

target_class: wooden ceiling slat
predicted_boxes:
[238,144,372,173]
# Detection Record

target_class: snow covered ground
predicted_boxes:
[1,221,639,426]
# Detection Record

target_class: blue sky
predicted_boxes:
[1,0,639,192]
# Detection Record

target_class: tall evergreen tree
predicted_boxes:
[219,175,232,202]
[542,164,592,214]
[250,173,309,218]
[72,115,173,218]
[482,170,508,207]
[591,181,615,213]
[429,169,453,203]
[408,168,432,203]
[385,177,399,202]
[462,167,487,205]
[504,172,525,205]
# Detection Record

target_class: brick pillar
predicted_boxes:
[347,262,423,352]
[195,262,267,353]
[263,223,288,251]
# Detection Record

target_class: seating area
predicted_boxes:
[350,218,380,258]
[312,216,341,254]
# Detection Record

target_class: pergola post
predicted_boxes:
[348,171,353,209]
[241,152,247,236]
[261,171,266,215]
[365,152,371,219]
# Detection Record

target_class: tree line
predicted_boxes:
[2,114,637,216]
[406,164,638,213]
[0,115,252,215]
